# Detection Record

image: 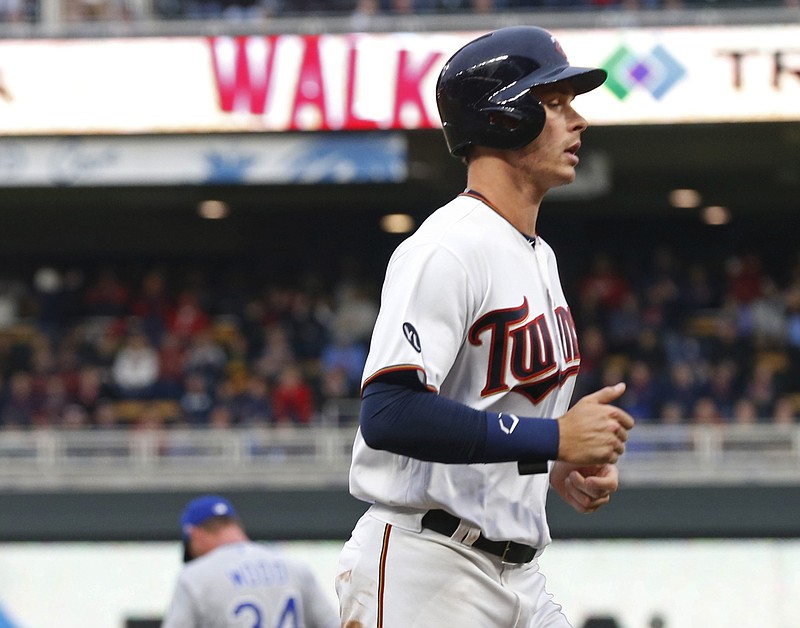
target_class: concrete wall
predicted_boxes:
[3,484,799,542]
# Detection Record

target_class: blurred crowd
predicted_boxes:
[0,259,379,430]
[568,246,800,427]
[0,242,799,432]
[3,0,796,27]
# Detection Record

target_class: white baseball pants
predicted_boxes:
[336,509,572,628]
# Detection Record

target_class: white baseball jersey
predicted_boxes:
[349,192,581,548]
[162,541,339,628]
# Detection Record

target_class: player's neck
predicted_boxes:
[214,526,250,549]
[465,167,541,237]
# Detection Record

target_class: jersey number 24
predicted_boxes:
[233,597,299,628]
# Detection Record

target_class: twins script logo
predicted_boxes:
[468,297,580,404]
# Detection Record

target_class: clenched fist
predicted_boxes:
[557,382,634,465]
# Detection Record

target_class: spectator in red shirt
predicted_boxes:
[168,289,210,342]
[272,365,315,425]
[726,252,765,306]
[579,252,631,311]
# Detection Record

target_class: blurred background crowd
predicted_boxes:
[1,239,799,432]
[2,0,798,28]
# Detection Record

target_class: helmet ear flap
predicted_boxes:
[458,101,546,157]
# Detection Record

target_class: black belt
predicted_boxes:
[421,509,537,564]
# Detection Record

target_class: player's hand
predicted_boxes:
[556,383,634,465]
[550,462,618,514]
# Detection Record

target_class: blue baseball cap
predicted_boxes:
[180,495,238,562]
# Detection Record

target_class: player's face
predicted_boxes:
[513,82,588,191]
[186,527,213,560]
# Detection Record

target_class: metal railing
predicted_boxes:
[618,422,800,486]
[0,424,358,489]
[1,405,799,489]
[0,398,362,490]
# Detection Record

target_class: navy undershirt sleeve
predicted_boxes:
[359,380,559,464]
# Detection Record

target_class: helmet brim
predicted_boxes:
[491,65,607,105]
[547,66,608,95]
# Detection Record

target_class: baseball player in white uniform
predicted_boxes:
[162,495,339,628]
[336,26,635,627]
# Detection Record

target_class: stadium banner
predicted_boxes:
[0,25,798,135]
[0,133,407,186]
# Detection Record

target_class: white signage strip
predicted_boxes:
[0,133,408,186]
[1,539,800,628]
[575,25,800,125]
[0,26,798,135]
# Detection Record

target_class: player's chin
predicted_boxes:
[549,169,577,188]
[562,161,579,180]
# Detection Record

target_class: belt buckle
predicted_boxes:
[500,540,514,564]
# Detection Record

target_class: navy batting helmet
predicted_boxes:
[435,26,607,157]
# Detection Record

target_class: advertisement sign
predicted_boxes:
[0,26,798,136]
[0,133,407,186]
